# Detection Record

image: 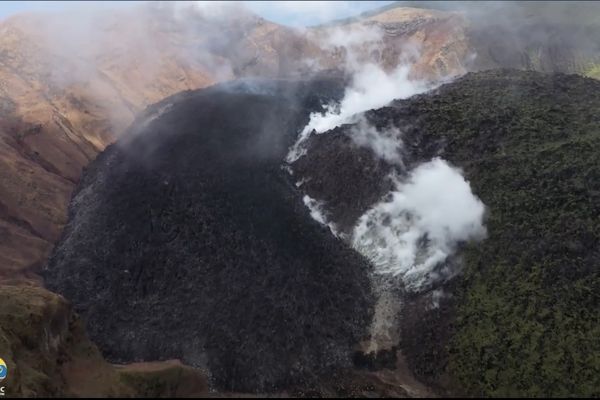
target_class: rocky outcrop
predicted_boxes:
[0,284,125,396]
[0,283,212,397]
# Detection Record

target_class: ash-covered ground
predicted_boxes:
[44,77,379,393]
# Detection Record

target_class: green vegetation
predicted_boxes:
[116,362,209,398]
[388,70,600,396]
[0,284,209,397]
[0,284,130,397]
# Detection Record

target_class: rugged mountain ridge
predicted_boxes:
[335,1,600,78]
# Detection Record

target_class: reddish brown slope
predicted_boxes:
[0,5,238,282]
[307,7,471,79]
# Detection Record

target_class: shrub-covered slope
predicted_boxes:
[377,70,600,397]
[433,71,599,397]
[295,69,600,397]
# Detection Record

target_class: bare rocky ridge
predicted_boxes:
[308,6,471,79]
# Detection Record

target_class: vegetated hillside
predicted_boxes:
[295,69,600,397]
[420,70,600,398]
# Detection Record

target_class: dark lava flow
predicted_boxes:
[44,78,375,392]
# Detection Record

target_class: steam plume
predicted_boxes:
[352,158,487,291]
[286,24,429,162]
[349,117,404,166]
[287,16,486,292]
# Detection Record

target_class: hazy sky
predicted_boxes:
[0,1,395,26]
[242,1,395,26]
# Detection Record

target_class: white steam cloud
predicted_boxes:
[352,158,487,291]
[323,22,385,53]
[302,195,339,237]
[287,15,483,292]
[317,64,425,132]
[286,21,430,163]
[349,117,404,166]
[287,63,428,162]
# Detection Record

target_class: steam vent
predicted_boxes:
[44,78,375,392]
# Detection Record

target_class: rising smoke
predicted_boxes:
[349,117,404,166]
[302,195,340,236]
[286,22,430,162]
[352,158,487,291]
[286,63,428,161]
[287,15,486,291]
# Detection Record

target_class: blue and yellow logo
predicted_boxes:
[0,358,6,381]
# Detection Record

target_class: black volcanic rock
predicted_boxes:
[44,78,374,392]
[291,128,396,235]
